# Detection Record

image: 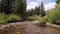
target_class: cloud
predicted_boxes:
[27,0,42,10]
[44,2,56,11]
[27,0,56,11]
[27,1,38,10]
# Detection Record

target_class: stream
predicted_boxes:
[0,21,60,34]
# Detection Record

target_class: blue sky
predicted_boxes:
[27,0,56,11]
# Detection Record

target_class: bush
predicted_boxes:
[38,4,60,25]
[38,16,47,23]
[47,10,60,24]
[0,13,8,24]
[7,14,21,23]
[46,4,60,25]
[0,13,21,24]
[7,14,21,21]
[27,16,34,21]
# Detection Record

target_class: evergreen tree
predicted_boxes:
[27,9,35,16]
[35,7,38,15]
[0,1,2,12]
[40,2,45,17]
[37,6,40,15]
[12,0,21,15]
[0,0,15,14]
[20,0,27,21]
[34,6,40,15]
[13,0,27,21]
[56,0,60,4]
[27,6,40,16]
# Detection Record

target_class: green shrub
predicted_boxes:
[0,13,7,24]
[38,4,60,25]
[7,14,21,21]
[38,16,47,23]
[0,13,21,24]
[46,4,60,24]
[27,16,34,21]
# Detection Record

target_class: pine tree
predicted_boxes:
[13,0,27,21]
[0,1,2,12]
[56,0,60,4]
[35,7,38,15]
[20,0,27,21]
[34,6,40,15]
[12,0,21,15]
[37,6,40,15]
[0,0,15,14]
[40,2,45,17]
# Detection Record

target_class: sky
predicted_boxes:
[27,0,56,11]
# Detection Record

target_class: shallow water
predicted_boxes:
[39,26,60,34]
[0,21,60,34]
[23,22,60,34]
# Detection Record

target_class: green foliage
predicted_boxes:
[38,4,60,25]
[40,2,45,17]
[0,13,21,24]
[27,16,34,21]
[0,13,8,24]
[56,0,60,4]
[35,6,40,15]
[20,0,27,21]
[0,0,27,21]
[13,0,21,15]
[38,16,47,23]
[27,9,35,16]
[7,14,21,21]
[47,4,60,23]
[0,0,14,14]
[27,6,40,16]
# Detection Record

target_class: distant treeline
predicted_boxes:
[27,2,45,17]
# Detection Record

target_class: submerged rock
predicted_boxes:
[39,22,46,27]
